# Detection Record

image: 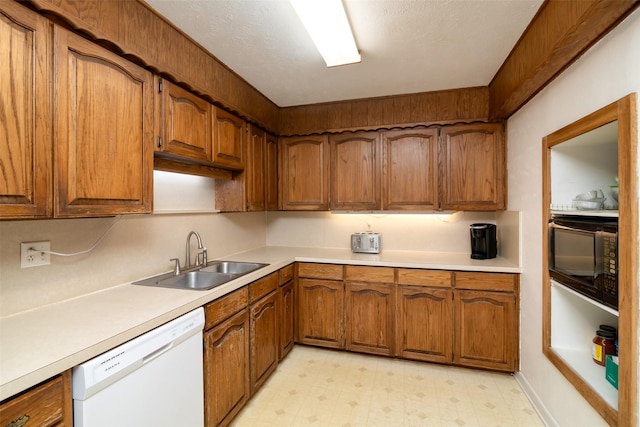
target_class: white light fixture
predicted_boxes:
[290,0,361,67]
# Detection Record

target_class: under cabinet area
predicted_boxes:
[295,262,519,372]
[0,371,72,427]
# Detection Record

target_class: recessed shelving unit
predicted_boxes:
[542,94,638,426]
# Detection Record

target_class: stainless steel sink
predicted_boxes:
[159,271,236,290]
[200,261,267,275]
[132,261,268,291]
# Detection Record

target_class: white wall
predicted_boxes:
[507,8,640,426]
[0,212,267,317]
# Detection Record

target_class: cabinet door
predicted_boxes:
[296,278,344,348]
[54,26,153,217]
[212,107,244,170]
[265,133,279,210]
[330,132,381,210]
[279,135,329,210]
[279,280,295,360]
[156,78,211,161]
[250,290,278,393]
[204,309,250,427]
[0,2,52,218]
[382,128,438,210]
[454,289,517,372]
[440,123,506,210]
[345,282,395,356]
[397,285,453,364]
[245,124,265,211]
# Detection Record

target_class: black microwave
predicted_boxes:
[548,215,618,309]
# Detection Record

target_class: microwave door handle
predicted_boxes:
[595,231,605,279]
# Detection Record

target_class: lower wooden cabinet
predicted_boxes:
[296,263,519,373]
[453,272,518,372]
[250,290,278,393]
[345,266,395,356]
[0,370,72,427]
[203,288,250,427]
[278,265,295,360]
[297,278,344,349]
[397,285,453,364]
[204,308,250,427]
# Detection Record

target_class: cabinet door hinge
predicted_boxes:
[158,80,164,93]
[157,136,163,148]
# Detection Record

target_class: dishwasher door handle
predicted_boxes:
[142,342,174,365]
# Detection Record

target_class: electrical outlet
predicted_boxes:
[21,241,51,268]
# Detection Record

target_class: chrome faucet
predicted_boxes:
[185,231,207,269]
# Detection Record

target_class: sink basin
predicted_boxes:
[131,261,268,291]
[201,261,267,275]
[159,271,236,290]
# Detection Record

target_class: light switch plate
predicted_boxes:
[21,241,51,268]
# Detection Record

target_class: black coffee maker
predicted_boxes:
[470,223,497,259]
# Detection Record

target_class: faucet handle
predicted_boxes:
[196,248,208,266]
[170,258,181,275]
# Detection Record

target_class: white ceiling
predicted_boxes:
[145,0,543,107]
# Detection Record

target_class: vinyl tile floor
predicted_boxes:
[232,345,544,427]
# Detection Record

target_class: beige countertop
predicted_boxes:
[0,246,520,401]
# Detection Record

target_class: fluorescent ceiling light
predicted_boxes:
[290,0,361,67]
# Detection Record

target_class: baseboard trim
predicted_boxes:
[514,371,557,427]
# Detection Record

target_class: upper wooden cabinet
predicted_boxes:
[245,124,266,211]
[440,123,506,210]
[329,132,381,210]
[212,107,245,170]
[265,133,279,211]
[54,26,154,217]
[156,78,211,161]
[382,128,439,210]
[279,135,329,210]
[0,1,52,218]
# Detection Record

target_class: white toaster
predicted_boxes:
[350,232,381,254]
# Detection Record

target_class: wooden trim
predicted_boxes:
[542,93,638,426]
[153,156,233,180]
[489,0,639,120]
[279,87,489,136]
[24,0,279,132]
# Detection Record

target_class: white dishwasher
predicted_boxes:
[72,307,205,427]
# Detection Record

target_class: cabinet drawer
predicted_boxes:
[0,374,66,427]
[204,287,248,330]
[249,272,278,303]
[297,263,344,280]
[344,265,394,283]
[454,272,517,292]
[279,264,294,285]
[397,269,452,287]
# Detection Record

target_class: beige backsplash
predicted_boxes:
[1,210,520,317]
[267,210,521,264]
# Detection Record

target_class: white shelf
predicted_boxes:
[550,347,618,410]
[550,209,618,218]
[551,279,619,316]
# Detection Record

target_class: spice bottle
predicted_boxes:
[592,328,616,366]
